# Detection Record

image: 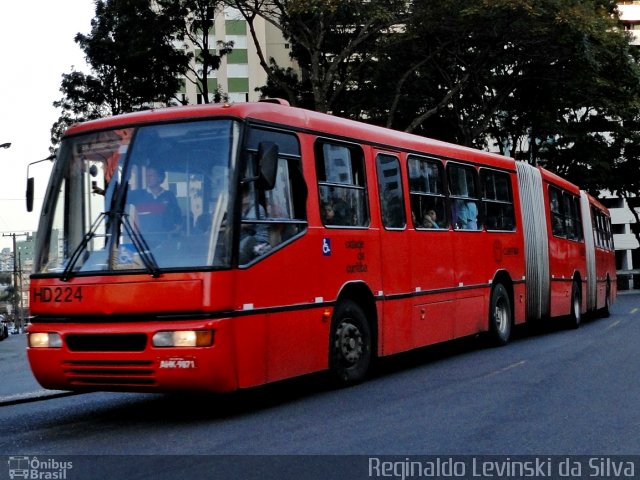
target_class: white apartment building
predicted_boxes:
[602,2,640,289]
[619,1,640,45]
[600,193,640,290]
[179,6,294,104]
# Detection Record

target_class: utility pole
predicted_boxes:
[2,232,29,333]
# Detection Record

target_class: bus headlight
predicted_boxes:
[152,330,214,348]
[28,332,62,348]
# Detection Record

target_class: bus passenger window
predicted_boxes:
[481,169,515,231]
[565,195,583,241]
[376,154,406,229]
[549,188,582,241]
[592,207,612,250]
[449,163,481,230]
[316,141,369,227]
[408,155,448,229]
[549,187,565,237]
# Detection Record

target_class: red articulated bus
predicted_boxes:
[26,100,616,393]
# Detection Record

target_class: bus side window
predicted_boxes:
[316,141,369,227]
[408,155,447,229]
[605,215,613,250]
[376,153,406,229]
[549,187,565,237]
[240,128,307,264]
[481,169,515,231]
[592,207,601,248]
[592,207,612,249]
[449,163,481,230]
[563,194,577,240]
[567,195,583,241]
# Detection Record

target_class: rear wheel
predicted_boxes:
[488,283,512,346]
[568,280,582,329]
[329,300,372,386]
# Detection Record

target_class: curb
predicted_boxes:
[0,390,79,407]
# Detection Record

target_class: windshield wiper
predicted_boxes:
[60,213,108,282]
[60,211,161,281]
[119,213,160,278]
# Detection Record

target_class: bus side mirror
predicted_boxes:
[257,142,278,191]
[26,177,35,212]
[26,154,55,212]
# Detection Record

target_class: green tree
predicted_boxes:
[249,0,640,248]
[363,0,638,150]
[51,0,190,150]
[0,273,12,287]
[0,285,18,305]
[226,0,409,113]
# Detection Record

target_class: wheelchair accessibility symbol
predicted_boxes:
[322,238,332,256]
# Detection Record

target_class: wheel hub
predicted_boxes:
[494,299,508,333]
[335,322,363,364]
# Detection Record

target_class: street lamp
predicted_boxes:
[0,142,11,149]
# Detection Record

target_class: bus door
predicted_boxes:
[406,155,455,348]
[231,126,314,386]
[580,192,598,311]
[374,151,414,353]
[448,162,488,337]
[548,186,584,317]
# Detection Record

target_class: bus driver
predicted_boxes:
[128,166,182,242]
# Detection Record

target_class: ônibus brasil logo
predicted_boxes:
[7,456,73,480]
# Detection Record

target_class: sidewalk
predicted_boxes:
[0,333,74,406]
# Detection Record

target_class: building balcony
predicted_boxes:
[619,4,640,21]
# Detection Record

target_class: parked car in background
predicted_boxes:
[0,315,8,340]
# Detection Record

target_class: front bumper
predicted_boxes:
[26,318,238,393]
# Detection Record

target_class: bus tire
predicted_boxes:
[488,283,512,346]
[329,300,372,386]
[568,280,582,329]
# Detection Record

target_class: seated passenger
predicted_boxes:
[423,209,440,228]
[332,197,351,225]
[321,202,335,224]
[455,200,478,230]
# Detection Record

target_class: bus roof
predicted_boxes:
[583,190,610,215]
[538,166,581,194]
[64,100,516,171]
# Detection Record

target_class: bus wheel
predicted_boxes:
[488,283,512,346]
[329,300,372,386]
[568,280,582,329]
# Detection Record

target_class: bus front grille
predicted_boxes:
[63,360,156,387]
[65,334,147,352]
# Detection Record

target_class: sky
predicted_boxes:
[0,1,95,251]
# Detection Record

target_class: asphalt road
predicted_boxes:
[0,293,638,479]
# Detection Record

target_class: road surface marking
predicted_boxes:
[486,360,526,378]
[605,320,621,331]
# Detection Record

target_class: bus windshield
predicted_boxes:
[34,119,239,275]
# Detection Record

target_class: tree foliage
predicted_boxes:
[51,0,190,150]
[230,1,640,194]
[157,0,234,104]
[0,285,18,304]
[226,0,409,113]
